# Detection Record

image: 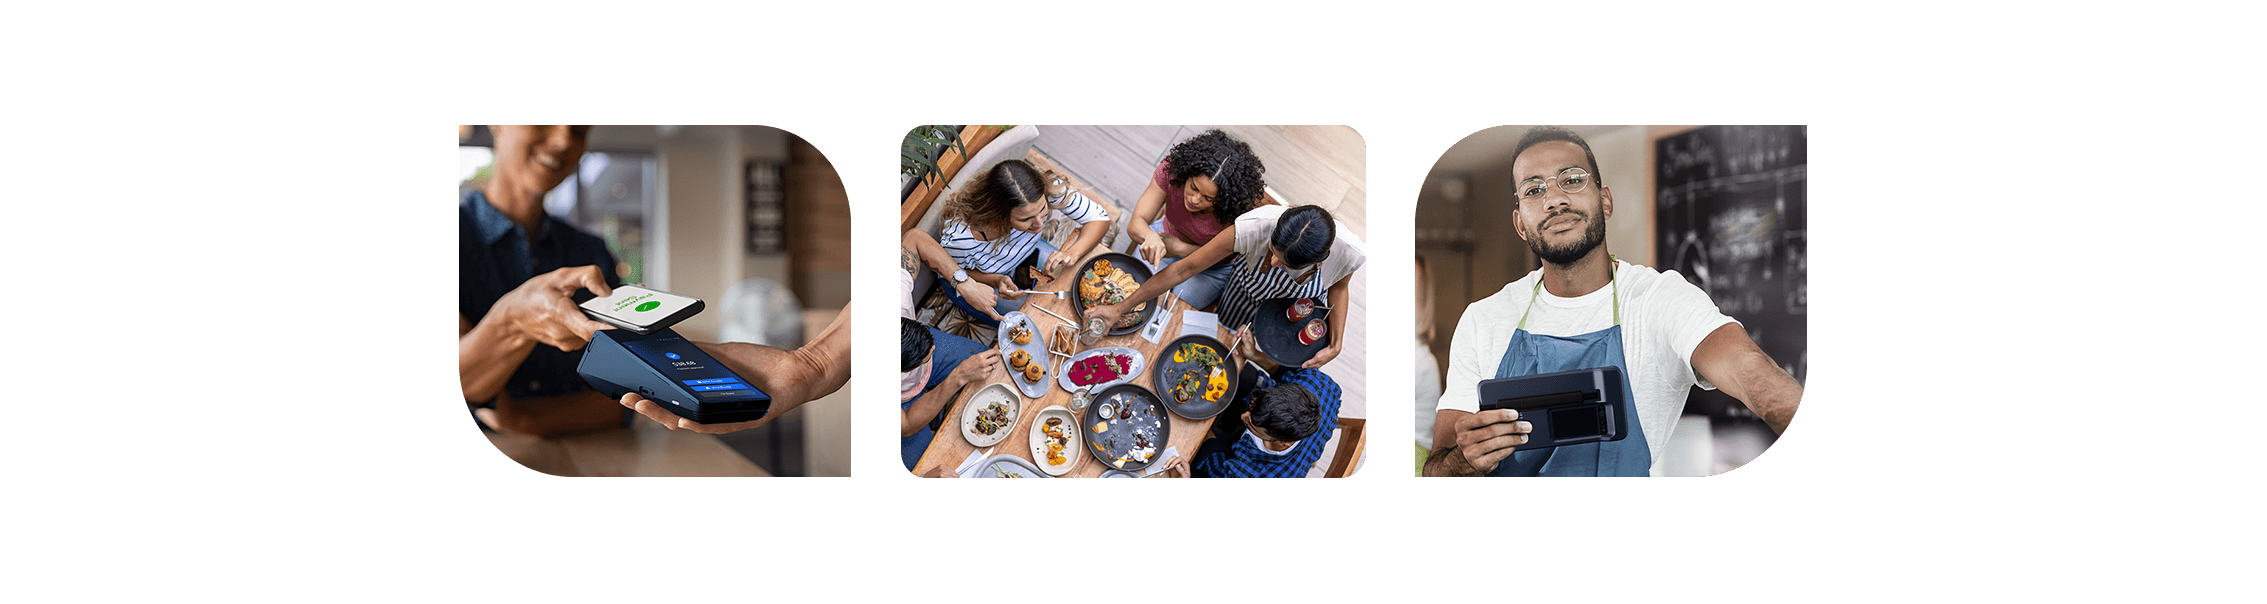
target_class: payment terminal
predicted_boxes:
[577,325,772,425]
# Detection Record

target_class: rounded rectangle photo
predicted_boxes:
[897,125,1367,478]
[458,125,852,477]
[1414,125,1805,477]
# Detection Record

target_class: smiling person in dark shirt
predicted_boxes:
[459,125,628,437]
[463,126,853,439]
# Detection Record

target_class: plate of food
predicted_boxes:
[1152,334,1237,420]
[1048,323,1078,362]
[1056,347,1144,393]
[970,454,1048,479]
[1081,384,1171,472]
[995,311,1050,399]
[1027,405,1081,475]
[958,382,1020,447]
[1069,252,1155,336]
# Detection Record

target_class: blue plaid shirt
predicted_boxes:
[1193,368,1342,478]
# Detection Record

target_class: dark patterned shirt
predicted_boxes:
[460,189,621,401]
[1193,368,1342,478]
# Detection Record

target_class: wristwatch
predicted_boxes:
[952,268,969,284]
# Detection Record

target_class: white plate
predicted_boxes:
[995,312,1050,399]
[1026,406,1081,476]
[1055,347,1145,392]
[958,383,1019,447]
[972,455,1047,478]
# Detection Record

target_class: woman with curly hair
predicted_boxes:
[934,158,1112,327]
[1086,204,1366,370]
[1124,130,1269,309]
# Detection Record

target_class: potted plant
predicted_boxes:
[901,125,966,202]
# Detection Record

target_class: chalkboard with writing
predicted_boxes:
[1654,125,1806,419]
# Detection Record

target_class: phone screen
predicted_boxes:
[580,285,698,329]
[619,336,766,402]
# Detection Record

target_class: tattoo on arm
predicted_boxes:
[901,244,917,276]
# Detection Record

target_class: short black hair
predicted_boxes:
[901,318,933,372]
[1270,205,1336,269]
[1510,125,1603,187]
[1248,381,1322,442]
[1164,130,1266,226]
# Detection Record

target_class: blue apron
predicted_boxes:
[1488,260,1651,477]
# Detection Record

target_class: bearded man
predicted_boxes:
[1424,126,1803,477]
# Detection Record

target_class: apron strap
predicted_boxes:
[1517,256,1620,330]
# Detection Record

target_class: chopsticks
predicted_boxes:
[1027,303,1076,325]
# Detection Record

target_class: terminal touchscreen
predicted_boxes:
[577,328,772,424]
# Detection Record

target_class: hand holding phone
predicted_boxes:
[578,285,704,335]
[493,266,615,351]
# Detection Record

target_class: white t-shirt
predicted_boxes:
[1414,341,1442,450]
[900,266,917,320]
[937,190,1110,275]
[1436,260,1735,468]
[1230,205,1367,287]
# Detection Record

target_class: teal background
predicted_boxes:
[8,0,2257,599]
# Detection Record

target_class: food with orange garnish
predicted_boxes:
[1078,261,1147,329]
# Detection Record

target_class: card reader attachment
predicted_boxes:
[1476,366,1627,450]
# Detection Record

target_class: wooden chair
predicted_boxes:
[1322,417,1366,478]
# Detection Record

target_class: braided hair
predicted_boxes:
[1270,205,1336,269]
[1163,130,1266,225]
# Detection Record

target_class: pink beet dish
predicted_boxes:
[1067,353,1134,386]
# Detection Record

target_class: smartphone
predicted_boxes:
[578,285,704,335]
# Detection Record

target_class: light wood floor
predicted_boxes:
[1030,126,1368,420]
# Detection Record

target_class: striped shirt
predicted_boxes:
[1215,205,1367,328]
[937,190,1110,274]
[1192,368,1343,478]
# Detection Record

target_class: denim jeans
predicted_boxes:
[1152,218,1236,309]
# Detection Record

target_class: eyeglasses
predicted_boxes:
[1517,168,1593,206]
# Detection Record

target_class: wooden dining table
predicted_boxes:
[911,260,1234,478]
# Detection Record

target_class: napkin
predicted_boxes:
[1138,446,1183,478]
[955,450,989,477]
[1139,300,1172,343]
[1179,310,1219,339]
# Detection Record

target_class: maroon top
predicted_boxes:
[1153,159,1229,246]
